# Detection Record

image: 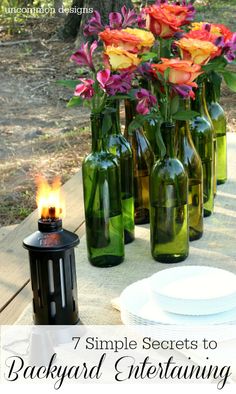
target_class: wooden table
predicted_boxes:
[1,133,236,325]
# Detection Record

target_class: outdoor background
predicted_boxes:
[0,0,235,226]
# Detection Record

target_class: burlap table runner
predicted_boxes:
[16,133,236,325]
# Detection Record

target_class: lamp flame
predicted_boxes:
[36,176,65,220]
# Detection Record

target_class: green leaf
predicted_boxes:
[155,71,165,84]
[56,80,78,89]
[170,95,179,115]
[66,96,83,108]
[202,57,228,73]
[128,119,142,135]
[107,94,130,100]
[164,67,170,82]
[208,71,222,101]
[141,52,158,61]
[221,71,236,92]
[172,110,199,121]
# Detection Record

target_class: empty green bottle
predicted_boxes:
[175,98,203,241]
[191,83,214,217]
[205,81,227,184]
[150,122,189,263]
[106,101,135,244]
[124,99,154,224]
[82,113,124,267]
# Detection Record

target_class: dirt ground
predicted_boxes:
[0,16,236,226]
[0,17,92,225]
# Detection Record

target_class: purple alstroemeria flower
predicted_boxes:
[135,88,157,115]
[214,35,225,48]
[203,23,211,33]
[84,6,142,36]
[74,79,95,99]
[97,69,111,89]
[136,12,146,29]
[172,84,195,99]
[97,69,132,96]
[184,5,196,23]
[83,11,104,36]
[223,33,236,62]
[109,12,123,29]
[70,41,98,71]
[121,5,138,28]
[136,62,154,81]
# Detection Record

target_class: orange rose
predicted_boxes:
[144,3,192,38]
[213,24,233,41]
[104,46,141,71]
[161,3,191,26]
[191,22,233,42]
[99,28,141,53]
[175,37,219,65]
[152,58,202,87]
[184,30,222,58]
[122,28,155,52]
[191,22,221,36]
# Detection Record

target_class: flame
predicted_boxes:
[36,175,65,220]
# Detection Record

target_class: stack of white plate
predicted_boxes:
[120,266,236,336]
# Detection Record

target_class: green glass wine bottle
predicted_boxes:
[82,113,124,267]
[205,80,227,184]
[200,82,217,196]
[203,83,217,197]
[106,101,135,244]
[124,99,154,224]
[150,122,189,263]
[191,83,214,217]
[143,120,160,159]
[175,98,203,241]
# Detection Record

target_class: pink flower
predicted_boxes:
[84,7,143,37]
[97,69,111,89]
[74,79,95,99]
[83,11,104,36]
[222,32,236,62]
[70,41,98,71]
[97,69,132,96]
[120,5,138,28]
[172,84,195,99]
[135,88,157,115]
[109,12,123,29]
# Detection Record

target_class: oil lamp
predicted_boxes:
[23,176,79,325]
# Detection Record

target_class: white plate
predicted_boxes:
[120,278,236,326]
[149,266,236,315]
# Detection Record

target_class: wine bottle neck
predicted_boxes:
[176,98,193,145]
[124,99,136,137]
[193,82,211,119]
[91,113,106,153]
[161,122,175,158]
[107,100,121,136]
[205,80,217,104]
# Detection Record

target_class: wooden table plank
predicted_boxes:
[0,282,32,324]
[0,169,85,313]
[0,223,86,324]
[0,225,18,242]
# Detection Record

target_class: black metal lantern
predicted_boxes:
[23,218,80,325]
